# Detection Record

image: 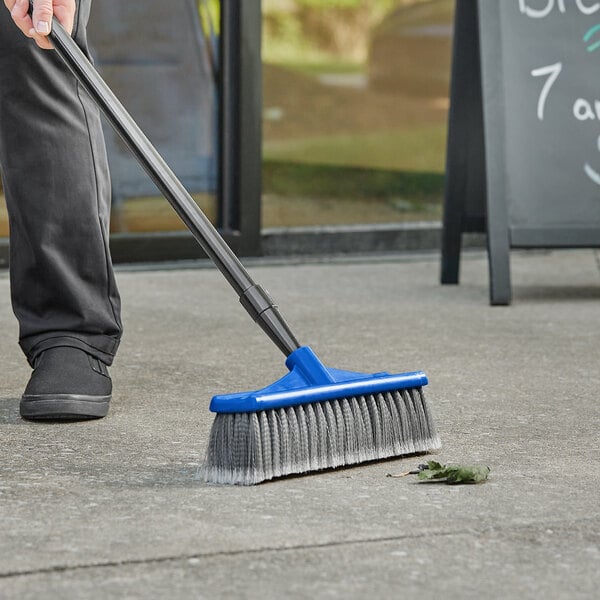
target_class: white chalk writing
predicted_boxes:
[519,0,600,18]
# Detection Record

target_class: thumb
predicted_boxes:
[31,0,53,35]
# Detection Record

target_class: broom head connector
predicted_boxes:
[209,346,429,413]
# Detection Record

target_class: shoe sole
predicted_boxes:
[20,394,111,421]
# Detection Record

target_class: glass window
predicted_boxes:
[1,0,454,243]
[262,0,454,227]
[0,1,219,239]
[89,0,219,235]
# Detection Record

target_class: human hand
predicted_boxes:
[4,0,75,50]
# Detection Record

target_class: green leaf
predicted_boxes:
[426,460,444,471]
[417,461,447,480]
[445,465,490,484]
[416,462,490,484]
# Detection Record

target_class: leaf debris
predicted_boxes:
[387,461,490,484]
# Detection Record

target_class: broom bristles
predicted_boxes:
[201,387,441,485]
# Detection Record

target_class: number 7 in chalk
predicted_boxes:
[531,63,562,121]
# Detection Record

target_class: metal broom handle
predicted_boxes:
[28,2,301,357]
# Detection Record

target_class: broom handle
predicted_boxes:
[32,6,301,357]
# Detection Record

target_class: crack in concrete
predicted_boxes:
[1,517,596,580]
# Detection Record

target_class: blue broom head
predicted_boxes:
[210,346,428,414]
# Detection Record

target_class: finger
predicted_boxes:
[8,0,73,50]
[29,29,54,50]
[9,0,34,38]
[15,0,53,50]
[35,1,76,49]
[31,0,53,37]
[54,0,75,35]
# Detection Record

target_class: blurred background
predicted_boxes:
[0,0,453,242]
[262,0,452,228]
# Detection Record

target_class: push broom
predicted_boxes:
[38,8,441,484]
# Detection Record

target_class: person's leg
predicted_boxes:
[0,1,122,418]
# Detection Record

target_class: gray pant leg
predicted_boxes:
[0,1,122,366]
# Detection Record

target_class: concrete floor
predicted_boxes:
[1,249,599,599]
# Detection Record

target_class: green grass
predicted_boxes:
[263,161,444,201]
[261,162,444,227]
[263,124,447,173]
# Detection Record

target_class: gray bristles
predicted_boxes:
[200,387,441,485]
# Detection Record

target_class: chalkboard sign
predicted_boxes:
[442,0,600,304]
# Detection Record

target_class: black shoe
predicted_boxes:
[20,347,112,421]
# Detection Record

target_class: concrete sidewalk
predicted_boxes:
[1,249,599,599]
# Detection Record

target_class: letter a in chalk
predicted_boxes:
[573,99,597,120]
